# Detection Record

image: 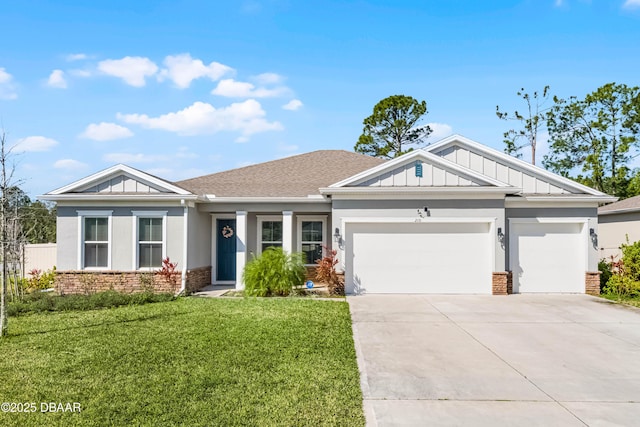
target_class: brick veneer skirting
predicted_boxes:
[56,266,212,295]
[492,271,513,295]
[585,271,601,296]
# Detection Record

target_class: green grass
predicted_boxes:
[0,298,364,426]
[601,293,640,308]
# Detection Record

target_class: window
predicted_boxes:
[84,217,109,268]
[139,218,163,268]
[78,210,112,270]
[297,216,326,265]
[258,217,283,254]
[133,211,167,269]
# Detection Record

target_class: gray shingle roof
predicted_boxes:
[599,194,640,214]
[175,150,386,197]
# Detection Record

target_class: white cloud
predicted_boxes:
[69,69,92,78]
[66,53,88,61]
[47,69,67,88]
[554,0,564,6]
[54,159,88,170]
[12,136,59,152]
[211,78,289,98]
[282,99,303,111]
[103,153,167,163]
[0,68,17,100]
[277,142,299,152]
[118,99,283,138]
[425,123,453,141]
[80,122,133,141]
[158,53,234,88]
[623,0,640,8]
[253,72,284,85]
[98,56,158,87]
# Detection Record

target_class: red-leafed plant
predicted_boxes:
[315,245,344,295]
[156,257,179,289]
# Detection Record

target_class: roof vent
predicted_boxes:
[415,161,423,178]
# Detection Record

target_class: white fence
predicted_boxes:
[23,243,57,276]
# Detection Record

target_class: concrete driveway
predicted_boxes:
[348,294,640,426]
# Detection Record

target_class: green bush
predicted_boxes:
[598,259,613,291]
[603,240,640,299]
[7,290,175,317]
[243,247,306,297]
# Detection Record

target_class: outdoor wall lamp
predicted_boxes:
[497,227,505,244]
[333,227,341,242]
[590,228,596,237]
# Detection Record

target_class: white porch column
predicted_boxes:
[235,211,248,290]
[282,211,293,253]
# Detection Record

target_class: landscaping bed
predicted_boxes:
[0,297,364,426]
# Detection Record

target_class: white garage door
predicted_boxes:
[509,221,585,293]
[346,222,492,294]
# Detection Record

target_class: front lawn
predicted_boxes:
[0,298,364,426]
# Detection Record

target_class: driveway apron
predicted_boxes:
[348,294,640,427]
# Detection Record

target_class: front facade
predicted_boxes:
[42,135,615,295]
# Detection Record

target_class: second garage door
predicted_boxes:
[509,220,585,293]
[345,221,492,294]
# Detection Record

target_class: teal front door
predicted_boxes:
[216,219,236,281]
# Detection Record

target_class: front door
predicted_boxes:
[216,219,236,282]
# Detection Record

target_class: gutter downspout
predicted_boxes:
[180,199,189,294]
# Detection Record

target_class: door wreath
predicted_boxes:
[221,225,234,238]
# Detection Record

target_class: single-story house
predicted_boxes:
[598,194,640,260]
[41,135,616,295]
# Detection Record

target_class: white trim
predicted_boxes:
[322,186,521,199]
[256,215,284,256]
[296,215,327,266]
[40,194,198,202]
[282,211,293,253]
[46,164,192,196]
[203,195,329,203]
[131,211,168,271]
[506,196,616,208]
[236,211,248,290]
[425,134,609,197]
[329,149,511,188]
[181,202,188,292]
[77,210,113,271]
[211,214,236,285]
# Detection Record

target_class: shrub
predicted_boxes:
[28,267,57,290]
[315,246,344,296]
[156,257,179,289]
[243,247,305,297]
[603,240,640,299]
[6,290,175,316]
[598,258,613,291]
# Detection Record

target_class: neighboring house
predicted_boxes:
[598,194,640,260]
[41,135,616,295]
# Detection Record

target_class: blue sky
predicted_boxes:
[1,0,639,197]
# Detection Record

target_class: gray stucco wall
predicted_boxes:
[57,206,185,271]
[506,207,599,271]
[188,206,212,269]
[598,212,640,260]
[332,198,506,272]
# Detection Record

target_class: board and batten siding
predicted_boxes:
[80,175,172,194]
[358,161,482,187]
[435,145,572,194]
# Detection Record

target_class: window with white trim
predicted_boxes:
[258,216,283,254]
[77,210,112,270]
[133,211,167,269]
[297,216,326,265]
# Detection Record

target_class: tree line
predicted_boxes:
[355,83,640,199]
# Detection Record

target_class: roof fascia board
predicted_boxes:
[329,149,509,188]
[47,164,192,196]
[425,134,607,197]
[40,194,199,202]
[321,186,520,195]
[203,196,330,203]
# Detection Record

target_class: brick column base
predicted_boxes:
[492,271,513,295]
[585,272,601,296]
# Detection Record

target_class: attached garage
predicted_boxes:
[509,220,586,293]
[345,220,493,294]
